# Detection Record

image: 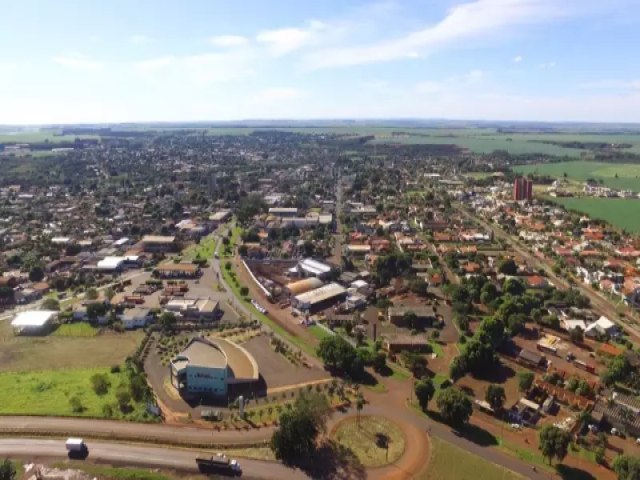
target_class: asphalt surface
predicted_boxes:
[0,438,309,479]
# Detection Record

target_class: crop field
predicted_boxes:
[0,130,99,143]
[514,161,640,192]
[547,197,640,233]
[0,367,149,419]
[0,320,144,372]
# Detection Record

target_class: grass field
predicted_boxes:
[333,416,405,468]
[52,323,98,337]
[420,438,523,480]
[0,130,99,143]
[0,321,143,372]
[548,196,640,233]
[0,367,148,419]
[513,160,640,192]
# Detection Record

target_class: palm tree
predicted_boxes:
[356,393,365,427]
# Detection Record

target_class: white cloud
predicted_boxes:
[513,55,523,63]
[131,34,153,45]
[52,54,104,71]
[256,20,326,56]
[251,87,305,105]
[209,35,249,48]
[303,0,573,69]
[579,79,640,90]
[538,61,556,69]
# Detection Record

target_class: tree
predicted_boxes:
[85,287,98,300]
[410,278,428,297]
[0,459,16,480]
[569,326,584,344]
[355,393,364,426]
[538,425,570,464]
[400,351,428,378]
[270,392,330,464]
[316,335,363,379]
[518,371,535,392]
[436,387,472,427]
[372,351,387,373]
[415,377,435,411]
[613,454,640,480]
[69,396,84,413]
[41,297,60,311]
[402,311,418,330]
[485,384,506,412]
[240,286,249,297]
[104,286,115,301]
[116,388,132,412]
[159,312,177,332]
[602,355,632,387]
[28,265,44,282]
[498,258,518,275]
[91,373,110,395]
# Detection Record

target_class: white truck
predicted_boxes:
[65,438,88,457]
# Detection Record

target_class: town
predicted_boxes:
[2,124,640,479]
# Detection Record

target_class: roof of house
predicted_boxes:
[11,310,57,328]
[384,334,429,346]
[141,235,176,244]
[518,349,545,365]
[294,283,347,306]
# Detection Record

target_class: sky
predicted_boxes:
[2,0,640,124]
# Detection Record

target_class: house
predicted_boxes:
[526,275,550,289]
[96,256,126,272]
[11,310,57,335]
[585,316,620,339]
[73,299,110,325]
[592,393,640,438]
[209,209,232,226]
[120,307,153,329]
[141,235,177,253]
[387,306,437,327]
[164,297,221,322]
[517,349,546,368]
[383,334,429,354]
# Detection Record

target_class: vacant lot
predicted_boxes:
[550,197,640,233]
[333,416,405,468]
[419,438,523,480]
[513,161,640,192]
[52,323,98,337]
[0,321,143,372]
[0,367,149,419]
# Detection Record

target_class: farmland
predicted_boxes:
[513,160,640,192]
[0,130,99,144]
[547,197,640,233]
[0,320,144,372]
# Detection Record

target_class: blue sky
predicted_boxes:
[2,0,640,124]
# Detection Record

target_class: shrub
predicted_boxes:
[91,373,111,396]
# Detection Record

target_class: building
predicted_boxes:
[285,277,324,296]
[383,334,429,354]
[292,282,347,314]
[513,177,533,201]
[170,337,259,397]
[120,307,153,329]
[155,262,201,279]
[585,316,620,339]
[96,256,126,272]
[517,348,546,368]
[388,306,437,327]
[291,258,333,279]
[141,235,177,253]
[268,207,298,218]
[592,392,640,437]
[209,209,232,225]
[164,297,221,322]
[11,310,57,335]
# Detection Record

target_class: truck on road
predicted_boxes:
[196,454,241,476]
[65,438,88,458]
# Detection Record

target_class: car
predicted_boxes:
[566,353,576,361]
[588,424,599,433]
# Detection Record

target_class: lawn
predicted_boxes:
[183,234,217,261]
[513,160,640,192]
[0,367,149,419]
[333,416,406,468]
[308,324,333,341]
[548,196,640,233]
[419,438,523,480]
[0,321,143,372]
[52,323,98,337]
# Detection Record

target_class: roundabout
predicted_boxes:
[331,415,407,468]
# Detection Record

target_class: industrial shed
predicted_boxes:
[292,282,347,314]
[11,310,58,335]
[285,277,324,296]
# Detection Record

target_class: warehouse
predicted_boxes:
[292,282,347,314]
[170,336,259,397]
[96,256,126,272]
[268,207,298,218]
[290,258,333,279]
[11,310,58,335]
[155,262,201,278]
[141,235,177,253]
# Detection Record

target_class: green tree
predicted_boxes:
[116,388,132,412]
[372,351,387,373]
[69,396,84,413]
[85,287,98,300]
[569,326,584,344]
[41,297,60,311]
[29,265,44,282]
[90,373,110,396]
[316,335,363,379]
[602,355,632,387]
[613,455,640,480]
[270,392,330,464]
[485,384,506,412]
[436,387,472,427]
[415,377,435,411]
[497,258,518,275]
[240,286,249,297]
[538,425,570,464]
[0,459,17,480]
[159,312,177,332]
[355,393,365,426]
[518,371,535,392]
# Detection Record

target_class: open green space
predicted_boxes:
[548,196,640,233]
[308,324,333,341]
[183,234,217,261]
[333,416,405,468]
[420,437,523,480]
[0,320,143,372]
[513,160,640,192]
[52,322,98,337]
[0,367,150,420]
[0,130,99,143]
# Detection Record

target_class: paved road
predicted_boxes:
[0,438,309,479]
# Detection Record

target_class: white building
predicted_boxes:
[11,310,57,335]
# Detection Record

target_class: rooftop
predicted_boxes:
[294,282,346,305]
[12,310,57,328]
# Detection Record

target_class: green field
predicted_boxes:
[0,367,149,419]
[0,320,143,372]
[0,130,99,143]
[513,160,640,192]
[420,438,523,480]
[548,197,640,233]
[52,323,98,337]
